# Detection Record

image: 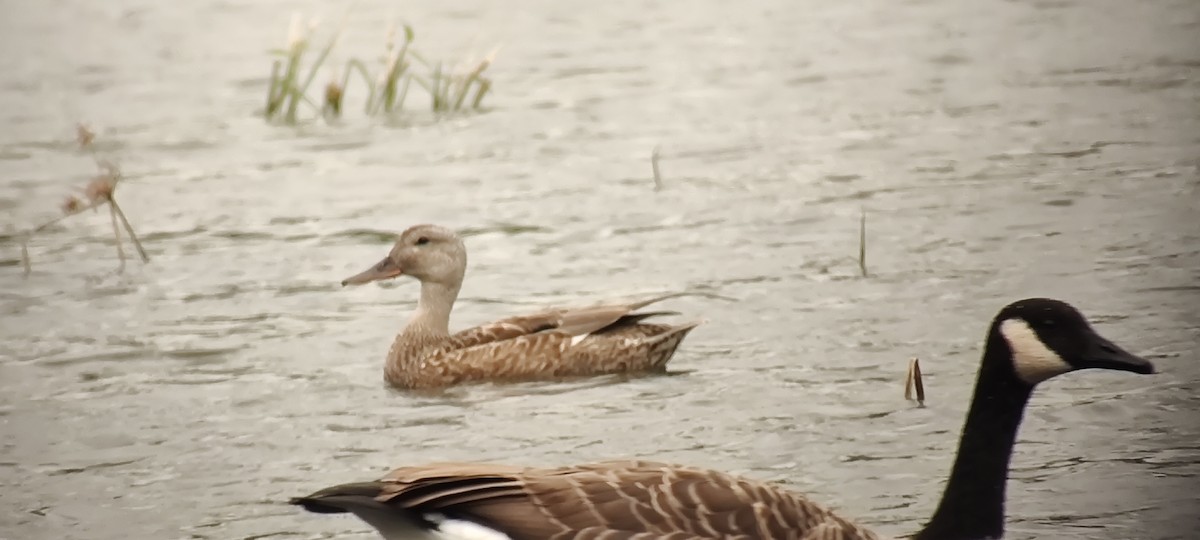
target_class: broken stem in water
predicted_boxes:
[858,208,868,277]
[19,198,106,277]
[110,199,149,263]
[904,357,926,406]
[651,146,663,191]
[109,202,127,272]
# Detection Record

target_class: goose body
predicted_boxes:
[342,224,701,390]
[295,298,1154,539]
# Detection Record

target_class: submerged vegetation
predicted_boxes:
[19,124,148,276]
[265,13,497,124]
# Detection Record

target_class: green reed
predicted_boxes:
[266,14,345,123]
[265,13,496,123]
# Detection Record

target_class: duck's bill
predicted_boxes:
[341,257,402,286]
[1081,332,1155,375]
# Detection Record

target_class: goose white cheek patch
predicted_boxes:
[1000,319,1072,385]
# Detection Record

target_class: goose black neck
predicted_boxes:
[914,330,1033,540]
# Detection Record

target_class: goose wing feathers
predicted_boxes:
[296,461,883,540]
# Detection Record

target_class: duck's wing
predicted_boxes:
[449,292,693,349]
[291,460,884,540]
[417,317,697,385]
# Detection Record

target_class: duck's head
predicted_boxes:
[342,224,466,287]
[991,298,1155,386]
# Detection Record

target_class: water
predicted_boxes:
[1,0,1198,538]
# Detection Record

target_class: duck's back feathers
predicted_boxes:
[387,294,701,388]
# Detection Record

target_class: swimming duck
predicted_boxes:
[292,298,1154,539]
[342,224,701,390]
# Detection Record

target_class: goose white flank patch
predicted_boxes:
[292,298,1154,540]
[341,224,701,389]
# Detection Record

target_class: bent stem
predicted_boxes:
[109,202,127,272]
[19,198,106,277]
[110,199,149,263]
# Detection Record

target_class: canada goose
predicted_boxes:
[342,224,701,390]
[293,298,1154,539]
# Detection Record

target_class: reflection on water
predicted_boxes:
[2,0,1199,539]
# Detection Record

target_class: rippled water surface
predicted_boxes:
[2,0,1198,539]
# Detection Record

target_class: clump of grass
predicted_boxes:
[904,357,925,406]
[20,129,148,276]
[266,13,346,123]
[420,47,497,113]
[367,21,414,116]
[263,13,497,123]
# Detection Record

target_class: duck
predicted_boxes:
[341,224,702,390]
[291,298,1155,539]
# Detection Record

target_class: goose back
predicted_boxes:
[293,461,884,540]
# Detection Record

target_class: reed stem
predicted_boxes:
[651,146,663,191]
[111,199,149,263]
[858,208,868,277]
[109,202,126,272]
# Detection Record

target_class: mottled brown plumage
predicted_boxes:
[292,460,882,540]
[342,224,701,390]
[295,299,1156,540]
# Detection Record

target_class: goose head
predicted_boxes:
[991,298,1154,386]
[341,224,466,287]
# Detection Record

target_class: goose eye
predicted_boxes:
[415,236,430,246]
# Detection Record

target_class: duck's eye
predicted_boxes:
[415,236,430,246]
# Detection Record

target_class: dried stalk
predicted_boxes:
[110,199,148,262]
[651,146,663,191]
[904,357,926,406]
[858,208,868,277]
[19,146,149,276]
[109,202,126,272]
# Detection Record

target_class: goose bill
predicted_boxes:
[1081,332,1154,374]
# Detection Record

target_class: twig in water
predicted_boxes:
[109,202,126,272]
[19,141,149,276]
[858,208,868,277]
[651,146,663,191]
[904,357,925,406]
[110,199,149,263]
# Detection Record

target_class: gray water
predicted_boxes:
[1,0,1198,539]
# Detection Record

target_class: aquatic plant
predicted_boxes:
[264,13,497,123]
[19,128,148,276]
[265,14,343,123]
[416,47,497,113]
[367,21,415,116]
